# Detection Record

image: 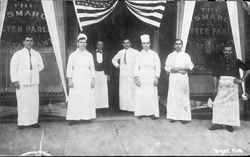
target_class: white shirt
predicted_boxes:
[112,48,139,77]
[165,51,194,73]
[67,49,96,79]
[10,47,44,85]
[96,52,103,64]
[134,49,161,77]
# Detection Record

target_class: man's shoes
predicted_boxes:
[81,120,92,123]
[69,120,77,126]
[225,125,234,132]
[17,126,25,130]
[30,123,40,128]
[150,115,158,120]
[180,121,188,125]
[136,116,144,119]
[170,119,176,123]
[209,124,223,131]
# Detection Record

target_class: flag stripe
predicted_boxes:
[73,0,118,28]
[125,0,166,28]
[127,2,163,18]
[127,6,161,27]
[127,4,162,23]
[79,7,114,22]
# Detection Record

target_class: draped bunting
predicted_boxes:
[125,0,166,28]
[73,0,166,29]
[227,1,246,96]
[73,0,118,30]
[0,0,8,41]
[41,0,68,100]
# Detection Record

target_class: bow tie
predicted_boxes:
[96,50,103,53]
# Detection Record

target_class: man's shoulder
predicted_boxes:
[130,48,139,52]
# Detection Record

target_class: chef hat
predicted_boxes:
[77,33,87,41]
[140,34,150,43]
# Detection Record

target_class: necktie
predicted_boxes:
[29,49,33,70]
[124,51,127,64]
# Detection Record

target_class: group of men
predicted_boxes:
[10,33,250,132]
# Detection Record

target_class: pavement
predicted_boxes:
[0,115,250,156]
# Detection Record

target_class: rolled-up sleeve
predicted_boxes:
[164,55,172,73]
[186,54,194,70]
[10,52,19,83]
[37,53,44,72]
[112,51,121,68]
[66,54,74,78]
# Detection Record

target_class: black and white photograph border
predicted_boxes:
[0,0,250,156]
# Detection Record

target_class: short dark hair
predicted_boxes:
[122,38,131,43]
[22,34,34,41]
[174,39,183,45]
[96,40,104,44]
[223,40,233,48]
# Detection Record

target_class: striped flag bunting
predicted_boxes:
[125,0,166,28]
[73,0,118,30]
[73,0,166,29]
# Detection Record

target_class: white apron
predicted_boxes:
[212,76,240,126]
[119,74,136,111]
[95,71,109,108]
[66,50,96,120]
[135,67,159,117]
[112,48,138,112]
[16,85,39,126]
[167,73,191,121]
[165,51,193,121]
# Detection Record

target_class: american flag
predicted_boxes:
[73,0,118,30]
[125,0,166,28]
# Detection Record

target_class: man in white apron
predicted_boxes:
[93,40,110,109]
[66,33,96,126]
[165,39,194,124]
[209,42,250,132]
[134,34,161,120]
[10,35,44,129]
[112,38,138,112]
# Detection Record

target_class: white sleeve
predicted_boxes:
[90,54,96,78]
[112,51,121,67]
[37,52,44,72]
[66,54,74,78]
[164,54,172,73]
[10,52,19,83]
[154,53,161,77]
[134,53,140,77]
[186,54,194,70]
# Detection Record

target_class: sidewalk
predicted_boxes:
[0,116,250,156]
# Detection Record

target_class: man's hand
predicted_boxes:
[68,79,74,88]
[91,78,95,89]
[107,75,111,82]
[135,76,141,87]
[154,77,159,86]
[13,81,20,89]
[233,78,243,84]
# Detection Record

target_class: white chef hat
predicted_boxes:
[77,33,87,41]
[140,34,150,42]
